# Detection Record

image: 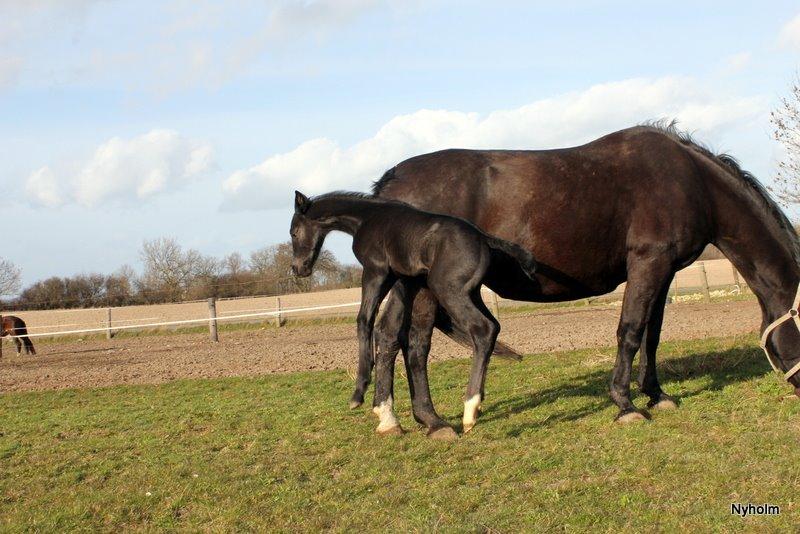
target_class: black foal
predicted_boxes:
[290,190,537,434]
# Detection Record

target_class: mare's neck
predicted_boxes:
[715,210,800,323]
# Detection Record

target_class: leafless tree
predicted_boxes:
[0,258,21,297]
[770,78,800,206]
[224,252,245,277]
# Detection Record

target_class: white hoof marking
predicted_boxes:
[373,396,400,433]
[652,398,678,410]
[616,411,647,423]
[462,394,482,432]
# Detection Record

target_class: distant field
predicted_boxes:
[4,258,745,338]
[1,334,798,531]
[0,298,762,392]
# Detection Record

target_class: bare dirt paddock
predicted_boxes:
[0,298,762,393]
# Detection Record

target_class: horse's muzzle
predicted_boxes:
[292,262,312,277]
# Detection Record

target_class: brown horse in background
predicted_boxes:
[0,315,36,356]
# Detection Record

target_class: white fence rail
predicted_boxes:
[0,258,744,343]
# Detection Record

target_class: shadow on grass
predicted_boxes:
[479,345,771,434]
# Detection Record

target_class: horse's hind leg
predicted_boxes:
[13,337,22,356]
[405,289,458,439]
[23,336,36,356]
[433,285,499,433]
[611,255,673,423]
[637,280,678,410]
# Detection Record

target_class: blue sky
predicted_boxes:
[2,0,800,290]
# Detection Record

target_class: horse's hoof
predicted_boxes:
[463,422,475,434]
[348,399,363,410]
[427,426,458,441]
[615,410,650,423]
[376,424,404,437]
[648,395,678,410]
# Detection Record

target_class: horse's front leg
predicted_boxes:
[611,256,673,422]
[372,281,418,436]
[638,281,679,410]
[349,268,394,411]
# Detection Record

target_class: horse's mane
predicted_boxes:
[642,119,800,263]
[311,190,406,205]
[371,168,396,196]
[306,190,412,217]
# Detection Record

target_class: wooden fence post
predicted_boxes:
[489,290,500,319]
[699,262,711,303]
[275,297,282,327]
[672,276,679,302]
[0,314,3,358]
[208,298,219,342]
[106,308,113,339]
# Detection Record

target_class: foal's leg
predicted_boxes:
[611,255,673,423]
[405,289,459,439]
[637,280,679,410]
[350,268,395,410]
[371,281,416,435]
[433,286,499,433]
[373,284,457,439]
[13,337,22,356]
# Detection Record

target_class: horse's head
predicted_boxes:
[762,307,800,395]
[290,191,325,277]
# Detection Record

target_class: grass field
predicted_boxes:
[1,333,798,531]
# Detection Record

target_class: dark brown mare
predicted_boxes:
[360,122,800,439]
[0,315,37,356]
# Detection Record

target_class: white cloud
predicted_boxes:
[221,76,767,210]
[720,51,751,74]
[25,166,64,207]
[26,130,215,208]
[779,12,800,50]
[186,0,391,91]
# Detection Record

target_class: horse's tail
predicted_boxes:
[23,335,36,355]
[485,235,538,281]
[11,318,36,355]
[434,306,522,361]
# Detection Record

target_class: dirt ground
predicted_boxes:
[0,299,761,393]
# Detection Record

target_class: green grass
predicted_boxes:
[2,333,798,532]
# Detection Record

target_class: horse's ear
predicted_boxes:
[294,191,310,214]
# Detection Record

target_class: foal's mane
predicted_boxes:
[310,190,383,203]
[642,119,800,264]
[306,190,411,217]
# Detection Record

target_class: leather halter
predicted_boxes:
[759,284,800,381]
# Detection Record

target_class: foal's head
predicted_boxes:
[289,191,324,277]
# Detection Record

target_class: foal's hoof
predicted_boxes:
[615,410,650,424]
[376,424,404,437]
[427,426,458,441]
[647,394,679,410]
[348,400,363,410]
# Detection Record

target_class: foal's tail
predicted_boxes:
[434,307,522,361]
[485,235,538,281]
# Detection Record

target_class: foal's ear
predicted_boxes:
[294,191,310,214]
